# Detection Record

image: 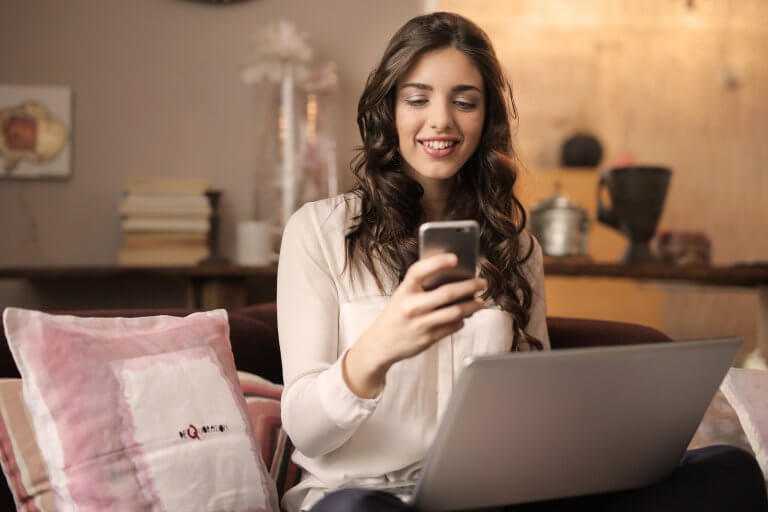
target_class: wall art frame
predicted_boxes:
[0,85,73,180]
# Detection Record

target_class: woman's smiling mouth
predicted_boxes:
[418,138,460,157]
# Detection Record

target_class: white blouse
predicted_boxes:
[276,194,549,512]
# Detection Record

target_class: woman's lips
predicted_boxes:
[418,140,459,158]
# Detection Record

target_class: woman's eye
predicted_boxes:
[405,98,428,107]
[454,100,477,110]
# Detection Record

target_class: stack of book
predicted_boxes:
[118,178,213,266]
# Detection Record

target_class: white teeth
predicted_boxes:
[422,140,455,150]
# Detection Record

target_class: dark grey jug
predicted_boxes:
[597,166,672,263]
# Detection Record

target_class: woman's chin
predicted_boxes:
[406,164,462,183]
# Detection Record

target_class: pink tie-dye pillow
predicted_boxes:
[2,307,279,512]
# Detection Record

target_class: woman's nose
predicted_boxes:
[428,101,453,131]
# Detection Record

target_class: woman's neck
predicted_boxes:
[421,194,447,222]
[409,172,452,222]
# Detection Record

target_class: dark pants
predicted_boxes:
[310,445,768,512]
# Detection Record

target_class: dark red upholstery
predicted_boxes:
[547,316,671,348]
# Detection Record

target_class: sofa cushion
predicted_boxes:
[2,307,278,511]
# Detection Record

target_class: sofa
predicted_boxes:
[0,302,672,510]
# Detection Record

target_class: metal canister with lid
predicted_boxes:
[529,183,590,257]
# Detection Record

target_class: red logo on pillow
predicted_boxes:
[179,423,229,440]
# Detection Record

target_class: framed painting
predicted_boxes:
[0,85,73,180]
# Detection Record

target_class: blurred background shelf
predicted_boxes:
[543,260,768,287]
[2,261,764,308]
[0,264,278,312]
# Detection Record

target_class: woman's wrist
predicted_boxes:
[342,333,392,399]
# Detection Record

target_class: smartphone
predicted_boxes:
[418,220,479,295]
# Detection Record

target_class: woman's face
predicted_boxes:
[395,46,485,188]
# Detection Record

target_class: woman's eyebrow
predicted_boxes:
[399,82,483,93]
[399,82,432,91]
[452,84,483,93]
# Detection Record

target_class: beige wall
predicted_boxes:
[0,0,424,307]
[440,0,768,361]
[2,1,766,359]
[440,0,768,262]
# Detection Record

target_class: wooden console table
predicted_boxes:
[543,260,768,288]
[1,262,767,363]
[0,264,278,311]
[548,261,768,368]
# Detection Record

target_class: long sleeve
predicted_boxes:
[277,202,380,458]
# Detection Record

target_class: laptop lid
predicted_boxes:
[411,337,741,511]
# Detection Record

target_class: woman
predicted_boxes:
[277,11,766,512]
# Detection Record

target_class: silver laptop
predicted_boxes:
[409,337,741,511]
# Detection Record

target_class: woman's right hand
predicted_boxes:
[343,253,487,398]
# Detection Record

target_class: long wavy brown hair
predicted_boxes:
[345,12,541,350]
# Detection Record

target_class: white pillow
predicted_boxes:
[3,307,278,511]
